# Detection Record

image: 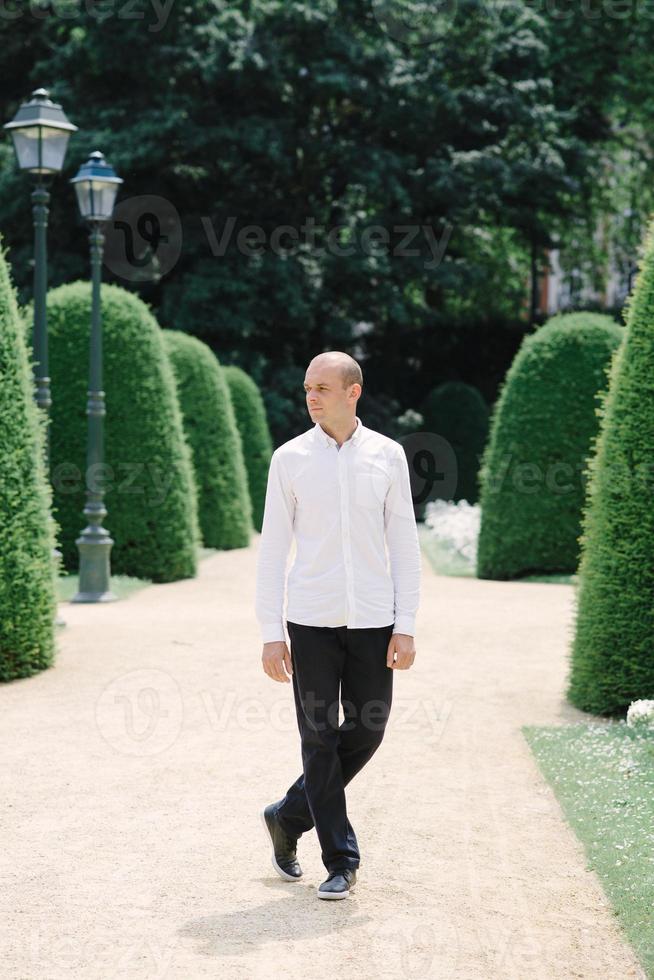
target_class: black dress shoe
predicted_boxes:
[261,803,303,880]
[317,868,357,900]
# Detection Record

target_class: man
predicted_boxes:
[255,350,421,900]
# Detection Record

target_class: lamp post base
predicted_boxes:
[72,531,117,603]
[71,589,118,603]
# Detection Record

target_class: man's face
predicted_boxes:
[303,364,354,425]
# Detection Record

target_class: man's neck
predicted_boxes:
[319,417,358,448]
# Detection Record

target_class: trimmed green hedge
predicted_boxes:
[419,381,489,511]
[0,238,58,682]
[41,281,200,582]
[567,228,654,715]
[163,331,252,548]
[476,312,623,580]
[223,364,273,532]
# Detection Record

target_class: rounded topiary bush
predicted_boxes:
[0,238,58,682]
[42,281,200,582]
[223,364,273,532]
[163,332,252,549]
[567,225,654,716]
[476,312,624,580]
[418,381,489,513]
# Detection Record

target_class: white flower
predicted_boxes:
[626,700,654,731]
[424,499,481,566]
[396,409,424,435]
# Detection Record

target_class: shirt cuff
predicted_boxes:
[392,615,415,637]
[261,622,287,644]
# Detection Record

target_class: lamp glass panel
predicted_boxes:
[95,181,119,218]
[11,127,41,171]
[73,181,92,217]
[74,179,119,219]
[40,130,71,172]
[11,126,70,173]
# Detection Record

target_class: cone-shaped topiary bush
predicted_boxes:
[418,381,489,513]
[223,364,273,532]
[0,238,58,682]
[567,228,654,715]
[42,281,200,582]
[476,312,623,580]
[163,331,252,548]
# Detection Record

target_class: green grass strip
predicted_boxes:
[55,574,152,603]
[524,722,654,977]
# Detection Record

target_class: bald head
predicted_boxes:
[304,351,362,431]
[307,351,363,390]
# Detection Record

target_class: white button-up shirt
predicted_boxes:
[255,415,421,643]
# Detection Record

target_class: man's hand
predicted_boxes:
[387,632,416,670]
[262,640,293,683]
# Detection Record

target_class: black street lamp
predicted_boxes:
[3,87,78,466]
[4,88,77,628]
[69,150,123,603]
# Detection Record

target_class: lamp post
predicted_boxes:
[4,89,77,627]
[69,150,123,603]
[3,88,78,466]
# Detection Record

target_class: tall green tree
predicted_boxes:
[419,381,489,508]
[43,281,201,582]
[0,237,58,682]
[164,331,252,549]
[223,364,273,532]
[477,312,623,580]
[567,225,654,716]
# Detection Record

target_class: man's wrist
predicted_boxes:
[261,623,286,644]
[392,615,415,637]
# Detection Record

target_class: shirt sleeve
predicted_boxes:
[384,446,421,637]
[255,449,296,644]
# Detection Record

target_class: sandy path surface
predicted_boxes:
[1,536,646,980]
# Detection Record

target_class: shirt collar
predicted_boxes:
[314,415,363,448]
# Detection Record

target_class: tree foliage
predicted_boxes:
[164,331,252,548]
[44,281,201,582]
[476,312,623,580]
[223,364,273,533]
[0,236,58,682]
[0,0,611,442]
[567,224,654,716]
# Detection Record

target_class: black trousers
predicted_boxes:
[275,620,395,873]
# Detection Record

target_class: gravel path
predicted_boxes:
[1,537,646,979]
